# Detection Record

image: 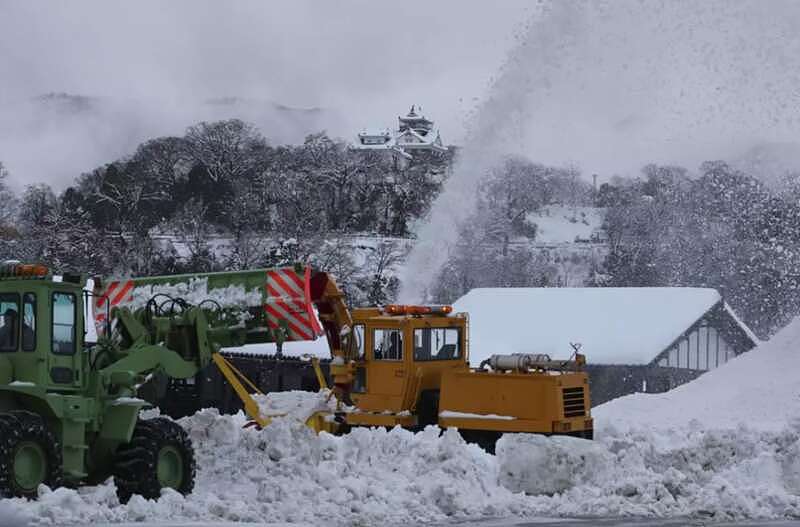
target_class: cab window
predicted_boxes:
[0,293,20,352]
[52,292,76,355]
[413,327,461,361]
[353,324,365,359]
[373,328,402,361]
[22,293,36,351]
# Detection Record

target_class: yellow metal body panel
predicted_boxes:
[339,309,593,436]
[311,357,328,390]
[304,411,338,433]
[211,353,271,428]
[437,417,551,433]
[351,311,469,414]
[438,416,593,434]
[344,412,417,428]
[232,304,595,439]
[438,370,591,434]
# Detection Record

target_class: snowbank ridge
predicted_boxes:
[3,315,800,524]
[3,413,798,525]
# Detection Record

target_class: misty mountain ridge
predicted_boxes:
[34,92,326,117]
[0,93,342,189]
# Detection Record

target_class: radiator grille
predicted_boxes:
[562,387,586,418]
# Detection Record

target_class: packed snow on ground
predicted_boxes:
[3,317,800,525]
[454,287,737,366]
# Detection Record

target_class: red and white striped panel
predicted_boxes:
[93,279,134,336]
[264,267,323,341]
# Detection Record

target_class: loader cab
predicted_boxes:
[0,264,86,392]
[350,305,468,413]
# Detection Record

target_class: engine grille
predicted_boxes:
[562,387,586,418]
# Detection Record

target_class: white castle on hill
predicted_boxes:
[355,105,447,160]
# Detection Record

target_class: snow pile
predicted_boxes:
[4,316,800,524]
[253,389,335,422]
[7,411,798,525]
[4,415,529,526]
[497,425,800,519]
[594,313,800,432]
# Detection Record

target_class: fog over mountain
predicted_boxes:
[2,0,799,191]
[0,0,527,188]
[0,93,340,189]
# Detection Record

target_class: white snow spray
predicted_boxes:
[399,0,800,302]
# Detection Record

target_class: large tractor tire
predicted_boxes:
[0,411,63,499]
[113,417,196,503]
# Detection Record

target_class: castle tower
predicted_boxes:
[398,105,434,136]
[356,105,447,160]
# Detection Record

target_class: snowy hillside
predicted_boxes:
[524,206,608,287]
[528,206,605,244]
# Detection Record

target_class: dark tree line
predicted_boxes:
[3,128,800,336]
[596,162,800,338]
[431,156,800,339]
[74,121,450,244]
[0,119,450,283]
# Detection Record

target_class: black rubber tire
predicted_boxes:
[113,417,196,503]
[0,411,63,499]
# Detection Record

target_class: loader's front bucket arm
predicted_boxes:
[92,266,324,346]
[93,264,355,406]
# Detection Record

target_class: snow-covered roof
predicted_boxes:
[453,287,749,366]
[358,128,391,137]
[399,115,432,125]
[395,127,448,151]
[353,141,414,159]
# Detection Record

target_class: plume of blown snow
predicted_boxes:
[399,1,581,302]
[400,0,800,301]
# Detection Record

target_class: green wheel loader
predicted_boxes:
[0,262,311,501]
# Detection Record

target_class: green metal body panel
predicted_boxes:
[0,273,222,485]
[0,266,303,488]
[100,267,306,347]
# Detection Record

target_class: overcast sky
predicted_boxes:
[2,1,799,189]
[0,1,529,136]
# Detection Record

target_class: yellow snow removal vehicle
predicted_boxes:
[93,264,592,451]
